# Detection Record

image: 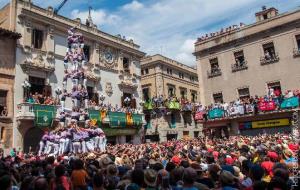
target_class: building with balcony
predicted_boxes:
[0,0,145,150]
[0,27,21,152]
[141,54,201,142]
[194,6,300,105]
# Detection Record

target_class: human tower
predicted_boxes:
[38,27,106,156]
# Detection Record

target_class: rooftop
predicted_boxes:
[0,27,21,39]
[194,6,300,50]
[141,54,197,74]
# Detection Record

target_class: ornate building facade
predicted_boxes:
[195,7,300,105]
[0,0,145,151]
[141,54,201,142]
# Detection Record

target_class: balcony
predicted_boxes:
[16,103,35,120]
[260,53,279,65]
[293,48,300,57]
[86,70,101,81]
[118,72,138,89]
[21,54,55,72]
[207,68,222,78]
[16,103,59,121]
[231,61,248,72]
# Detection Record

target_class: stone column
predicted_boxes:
[155,64,163,97]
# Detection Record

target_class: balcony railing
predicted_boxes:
[16,103,35,120]
[260,53,279,65]
[207,68,222,78]
[231,61,248,72]
[293,48,300,57]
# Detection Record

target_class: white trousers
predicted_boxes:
[86,139,94,151]
[64,138,71,153]
[53,143,59,155]
[63,81,67,90]
[73,142,81,154]
[81,141,87,153]
[38,141,45,156]
[45,141,53,154]
[94,136,100,150]
[60,101,65,111]
[58,138,66,155]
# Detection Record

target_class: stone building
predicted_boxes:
[0,0,145,150]
[141,54,201,142]
[194,6,300,105]
[0,28,21,152]
[194,6,300,136]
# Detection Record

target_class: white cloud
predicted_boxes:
[71,9,120,26]
[122,0,144,11]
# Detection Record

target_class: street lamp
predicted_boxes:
[99,93,106,105]
[21,79,31,100]
[55,87,62,106]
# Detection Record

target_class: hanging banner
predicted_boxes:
[144,101,153,110]
[170,113,176,128]
[280,97,299,109]
[252,118,290,129]
[108,112,127,128]
[168,101,180,110]
[194,111,205,121]
[126,113,134,126]
[33,104,56,127]
[88,109,102,127]
[208,108,224,119]
[132,114,143,126]
[258,101,276,111]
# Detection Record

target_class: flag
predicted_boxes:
[33,104,56,128]
[88,109,101,127]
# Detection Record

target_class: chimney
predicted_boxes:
[255,6,278,22]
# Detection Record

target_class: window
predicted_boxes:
[213,92,223,103]
[87,86,99,104]
[296,35,300,51]
[234,51,245,65]
[190,76,195,82]
[267,81,281,95]
[145,68,149,74]
[29,76,45,94]
[180,88,186,99]
[141,70,144,75]
[209,58,220,73]
[194,131,199,138]
[263,14,268,20]
[191,91,197,102]
[126,135,132,143]
[167,68,172,75]
[263,42,276,60]
[142,88,150,100]
[123,57,130,73]
[31,29,43,49]
[238,88,250,100]
[168,86,175,97]
[179,72,184,79]
[83,45,90,61]
[0,90,7,117]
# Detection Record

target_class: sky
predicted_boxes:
[0,0,300,66]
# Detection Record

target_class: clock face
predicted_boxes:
[104,50,114,64]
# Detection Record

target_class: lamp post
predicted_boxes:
[21,79,31,101]
[55,87,62,105]
[99,93,106,105]
[124,97,131,107]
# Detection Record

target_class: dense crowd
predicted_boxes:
[145,88,300,121]
[0,133,298,190]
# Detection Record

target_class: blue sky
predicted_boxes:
[1,0,300,66]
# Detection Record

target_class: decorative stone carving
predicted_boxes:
[105,82,113,96]
[99,46,118,69]
[46,51,55,60]
[22,53,55,72]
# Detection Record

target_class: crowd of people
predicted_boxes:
[0,133,298,190]
[26,92,56,106]
[144,88,300,121]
